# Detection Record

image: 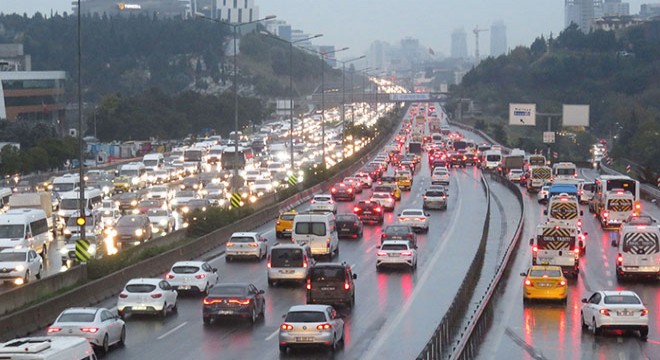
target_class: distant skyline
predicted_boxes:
[0,0,649,61]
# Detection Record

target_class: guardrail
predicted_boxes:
[0,109,401,342]
[417,172,491,360]
[600,162,660,204]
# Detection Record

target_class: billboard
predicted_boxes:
[562,104,590,127]
[509,103,536,126]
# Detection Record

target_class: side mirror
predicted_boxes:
[352,274,357,280]
[529,238,534,245]
[580,210,584,216]
[581,298,588,303]
[282,314,286,319]
[425,213,430,217]
[583,232,588,237]
[611,240,617,247]
[213,268,218,273]
[259,289,265,294]
[543,210,548,215]
[520,272,527,277]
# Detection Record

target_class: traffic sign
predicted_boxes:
[75,239,91,262]
[230,193,242,208]
[288,174,298,186]
[543,131,555,144]
[553,151,558,159]
[626,164,631,173]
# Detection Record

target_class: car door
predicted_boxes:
[584,292,601,321]
[248,284,261,312]
[202,263,218,285]
[27,250,40,276]
[258,234,268,254]
[329,307,343,340]
[160,281,177,306]
[101,310,119,341]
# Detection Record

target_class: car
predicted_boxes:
[507,169,524,182]
[309,194,337,214]
[180,177,203,191]
[537,184,551,204]
[581,290,649,339]
[520,266,568,303]
[370,192,395,212]
[463,152,479,166]
[146,185,172,201]
[47,307,126,354]
[147,208,175,234]
[354,172,373,188]
[353,200,384,224]
[202,283,265,325]
[431,167,450,185]
[376,240,418,271]
[115,192,140,213]
[306,262,357,309]
[343,177,363,194]
[397,209,430,233]
[378,175,397,186]
[395,173,412,191]
[279,304,345,353]
[0,248,42,285]
[423,188,448,210]
[335,213,363,239]
[251,177,274,195]
[226,232,268,261]
[171,190,198,211]
[380,224,417,247]
[183,199,212,215]
[165,261,218,294]
[330,183,355,201]
[111,214,153,248]
[135,199,163,214]
[448,152,466,167]
[117,278,178,319]
[267,243,315,286]
[275,210,297,239]
[431,158,449,169]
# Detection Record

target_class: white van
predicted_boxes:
[0,187,12,211]
[482,150,502,170]
[0,336,96,360]
[142,153,164,170]
[57,189,104,226]
[291,212,339,258]
[615,216,660,280]
[0,209,53,256]
[51,174,81,194]
[118,162,148,189]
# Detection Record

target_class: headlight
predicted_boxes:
[58,210,65,216]
[135,228,144,237]
[146,193,152,198]
[102,186,110,193]
[180,184,185,189]
[130,200,137,206]
[182,207,189,214]
[104,229,117,237]
[159,219,168,226]
[59,247,68,255]
[63,229,71,235]
[131,178,139,185]
[15,265,25,272]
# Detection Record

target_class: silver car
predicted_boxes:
[0,248,42,285]
[376,240,418,271]
[267,244,315,286]
[48,307,125,354]
[279,304,345,353]
[226,232,268,261]
[309,194,337,214]
[117,278,178,319]
[165,261,219,294]
[397,209,430,233]
[423,188,448,210]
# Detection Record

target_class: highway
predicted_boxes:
[475,167,660,360]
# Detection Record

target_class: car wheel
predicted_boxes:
[118,310,126,320]
[41,244,48,258]
[256,250,262,261]
[161,304,168,318]
[376,265,381,272]
[279,344,288,353]
[23,271,29,284]
[36,266,42,280]
[260,301,265,317]
[119,326,126,347]
[203,317,212,326]
[172,302,178,313]
[102,334,109,354]
[276,231,282,239]
[202,283,209,295]
[268,278,274,287]
[580,312,588,330]
[250,307,257,324]
[640,327,649,339]
[592,318,601,335]
[226,256,231,262]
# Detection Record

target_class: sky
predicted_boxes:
[0,0,648,61]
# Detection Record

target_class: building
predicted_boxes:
[490,21,507,57]
[318,45,337,67]
[640,3,660,18]
[450,28,468,59]
[74,0,192,18]
[592,15,645,31]
[602,0,630,16]
[216,0,260,23]
[0,44,31,72]
[369,41,385,71]
[565,0,603,31]
[0,71,67,126]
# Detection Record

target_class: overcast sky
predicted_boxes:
[0,0,647,61]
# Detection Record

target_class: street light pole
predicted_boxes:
[76,0,86,242]
[339,56,365,154]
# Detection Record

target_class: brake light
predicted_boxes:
[228,299,250,305]
[331,188,337,193]
[573,248,580,255]
[276,220,281,225]
[47,327,62,333]
[119,293,128,298]
[374,207,382,213]
[227,242,235,247]
[599,309,610,316]
[281,323,294,330]
[641,309,648,316]
[248,243,258,247]
[303,256,308,268]
[344,281,351,290]
[80,327,99,333]
[377,251,387,257]
[524,279,533,286]
[347,188,353,193]
[203,298,222,305]
[166,274,174,279]
[306,279,311,290]
[317,323,332,330]
[617,254,623,265]
[401,251,413,256]
[267,255,271,268]
[353,207,361,213]
[326,238,331,248]
[151,293,162,299]
[532,246,538,252]
[416,217,426,221]
[602,211,609,218]
[577,219,582,227]
[195,274,206,279]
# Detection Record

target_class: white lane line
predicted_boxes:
[265,328,279,341]
[605,270,611,276]
[603,262,609,268]
[157,321,188,340]
[608,280,614,287]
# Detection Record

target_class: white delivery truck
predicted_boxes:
[8,192,55,233]
[0,336,96,360]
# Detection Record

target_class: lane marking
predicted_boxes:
[605,270,611,276]
[157,321,188,340]
[608,280,614,287]
[265,328,279,341]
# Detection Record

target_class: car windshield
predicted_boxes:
[382,244,409,251]
[125,284,156,293]
[177,191,196,198]
[271,249,303,267]
[295,222,326,236]
[426,191,445,197]
[285,311,326,323]
[151,186,167,192]
[139,200,160,207]
[209,285,247,297]
[57,313,95,322]
[311,267,344,281]
[529,269,562,277]
[117,216,145,226]
[385,226,410,235]
[314,196,331,202]
[231,236,255,243]
[0,252,25,262]
[0,225,25,238]
[372,194,389,199]
[280,214,296,221]
[603,295,641,305]
[172,266,200,274]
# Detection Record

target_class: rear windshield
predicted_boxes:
[425,191,445,197]
[209,285,247,297]
[125,284,156,293]
[604,295,641,305]
[336,215,356,222]
[58,313,95,322]
[0,225,25,238]
[231,236,255,243]
[280,214,296,221]
[529,269,562,277]
[285,311,326,323]
[311,267,344,282]
[382,244,408,251]
[271,249,303,267]
[172,266,200,274]
[622,233,659,253]
[295,222,326,236]
[373,186,390,193]
[385,226,409,236]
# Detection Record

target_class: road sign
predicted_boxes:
[562,104,590,127]
[288,174,298,186]
[626,164,631,173]
[509,103,536,126]
[230,193,242,208]
[553,151,558,159]
[389,93,431,101]
[75,239,91,262]
[543,131,555,144]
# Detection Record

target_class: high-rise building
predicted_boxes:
[565,0,607,32]
[216,0,259,23]
[640,3,660,18]
[602,0,630,16]
[450,28,468,59]
[490,21,507,57]
[73,0,192,18]
[369,41,385,71]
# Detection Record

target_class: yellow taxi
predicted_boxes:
[112,176,132,193]
[520,265,568,304]
[275,210,297,239]
[396,172,413,191]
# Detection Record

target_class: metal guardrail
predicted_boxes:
[417,172,491,360]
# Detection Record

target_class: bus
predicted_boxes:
[591,175,641,215]
[221,147,253,170]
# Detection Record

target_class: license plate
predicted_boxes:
[296,337,315,342]
[538,257,552,264]
[364,211,372,215]
[279,270,294,274]
[178,285,191,290]
[617,311,632,316]
[218,310,233,315]
[537,283,551,287]
[132,306,146,311]
[340,228,350,232]
[388,253,400,257]
[321,287,335,291]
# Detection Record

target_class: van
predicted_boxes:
[118,162,148,189]
[51,174,81,193]
[57,189,104,226]
[0,188,12,211]
[0,336,97,360]
[267,243,315,286]
[614,215,660,280]
[142,153,164,170]
[292,212,339,258]
[0,209,53,256]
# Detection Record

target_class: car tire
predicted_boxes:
[101,334,109,354]
[279,344,287,353]
[592,318,601,335]
[376,265,381,272]
[640,327,649,339]
[36,266,42,280]
[161,304,168,318]
[203,317,212,326]
[172,302,178,313]
[580,312,588,330]
[268,278,275,287]
[276,231,282,239]
[226,256,231,262]
[41,244,48,258]
[119,326,126,347]
[23,271,29,284]
[118,310,126,320]
[260,301,265,318]
[329,335,337,352]
[250,307,257,324]
[202,283,209,295]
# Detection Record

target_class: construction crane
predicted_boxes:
[473,26,489,61]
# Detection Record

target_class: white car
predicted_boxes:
[147,185,172,201]
[397,209,430,233]
[245,169,261,183]
[431,168,450,185]
[507,169,524,182]
[117,278,178,319]
[376,240,417,271]
[355,172,373,188]
[171,190,198,209]
[226,232,268,261]
[251,177,274,195]
[581,290,649,339]
[279,304,345,353]
[537,184,551,204]
[147,208,175,234]
[99,204,121,228]
[165,261,218,294]
[309,194,337,214]
[0,248,43,285]
[370,192,395,211]
[48,307,125,354]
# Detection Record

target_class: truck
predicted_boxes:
[526,166,552,192]
[500,153,525,176]
[598,189,635,230]
[527,154,547,167]
[530,220,583,277]
[408,142,422,154]
[8,192,55,233]
[544,193,583,230]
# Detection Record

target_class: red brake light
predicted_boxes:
[267,255,271,268]
[119,293,128,298]
[151,293,163,299]
[559,280,566,286]
[203,298,222,305]
[347,188,353,193]
[47,327,62,333]
[166,274,174,279]
[316,323,332,330]
[401,251,413,256]
[303,256,308,268]
[195,274,206,279]
[374,207,382,213]
[353,207,361,213]
[377,251,387,257]
[248,243,258,247]
[80,327,99,333]
[641,309,648,316]
[532,246,538,252]
[617,254,623,264]
[602,211,609,218]
[573,248,580,255]
[344,281,350,290]
[276,220,281,225]
[228,298,250,305]
[306,279,311,290]
[281,323,293,330]
[599,309,610,316]
[331,188,337,193]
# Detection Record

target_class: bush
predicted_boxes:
[186,207,255,237]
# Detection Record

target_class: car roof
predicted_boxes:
[401,209,424,213]
[0,248,29,254]
[171,261,205,267]
[126,278,162,285]
[600,290,639,297]
[529,265,562,272]
[231,232,259,237]
[381,240,411,246]
[288,304,331,313]
[313,262,348,269]
[61,307,102,315]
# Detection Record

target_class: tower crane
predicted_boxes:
[473,26,489,61]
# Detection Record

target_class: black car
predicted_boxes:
[180,177,203,191]
[449,153,466,167]
[330,182,355,201]
[352,200,384,224]
[202,283,265,325]
[461,152,479,166]
[306,262,357,309]
[335,213,363,239]
[380,224,417,247]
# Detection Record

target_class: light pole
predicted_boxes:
[316,47,348,169]
[259,32,323,172]
[76,0,86,242]
[338,56,365,154]
[196,13,276,195]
